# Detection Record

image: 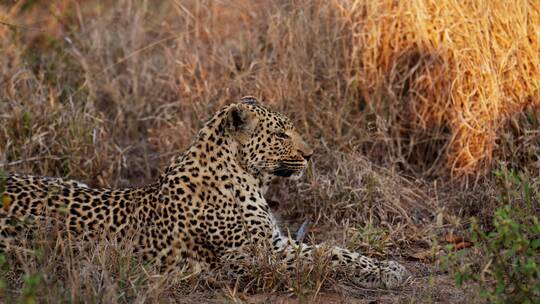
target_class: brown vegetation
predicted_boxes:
[0,0,538,302]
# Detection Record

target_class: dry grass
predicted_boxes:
[341,0,540,178]
[0,221,215,303]
[0,0,538,302]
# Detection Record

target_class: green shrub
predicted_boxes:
[444,168,540,303]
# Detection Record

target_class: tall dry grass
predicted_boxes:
[0,0,538,302]
[2,0,538,180]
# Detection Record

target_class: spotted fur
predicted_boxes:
[0,97,409,288]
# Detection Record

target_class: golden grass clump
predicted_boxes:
[339,0,540,177]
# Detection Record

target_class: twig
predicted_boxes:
[0,20,44,32]
[296,219,312,243]
[0,156,67,167]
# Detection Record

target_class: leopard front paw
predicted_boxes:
[350,260,410,289]
[379,260,410,288]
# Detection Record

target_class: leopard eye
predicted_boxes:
[275,132,289,139]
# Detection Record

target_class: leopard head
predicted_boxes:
[223,96,313,179]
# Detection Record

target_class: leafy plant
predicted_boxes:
[19,273,42,304]
[444,168,540,303]
[0,170,6,197]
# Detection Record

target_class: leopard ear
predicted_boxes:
[225,103,258,134]
[240,96,260,105]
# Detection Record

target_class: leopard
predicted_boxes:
[0,96,409,288]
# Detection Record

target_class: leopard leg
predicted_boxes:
[272,235,410,288]
[0,215,28,252]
